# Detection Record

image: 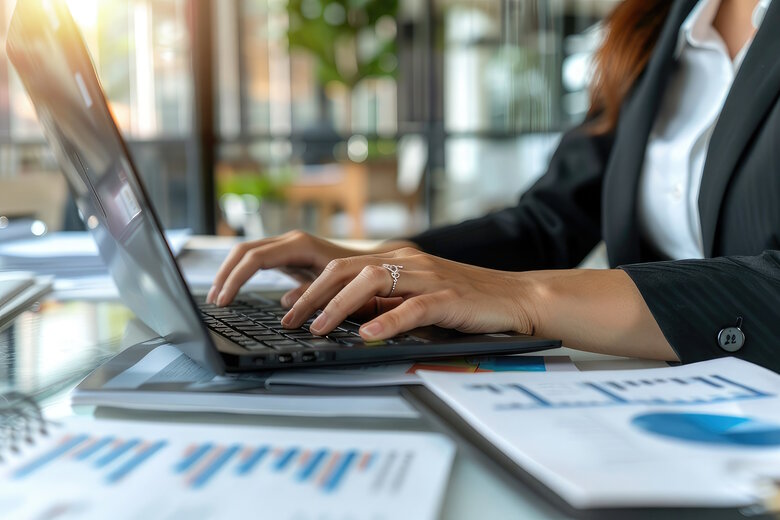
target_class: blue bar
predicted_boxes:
[322,451,357,493]
[626,380,639,387]
[74,436,115,461]
[12,434,89,479]
[190,445,241,489]
[175,443,213,473]
[583,382,629,404]
[465,383,502,394]
[711,375,770,397]
[671,378,688,385]
[508,384,550,406]
[94,439,141,468]
[105,441,167,484]
[297,449,328,481]
[235,447,269,476]
[274,448,299,471]
[607,382,625,391]
[694,376,722,389]
[640,379,654,385]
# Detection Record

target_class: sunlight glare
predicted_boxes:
[65,0,98,29]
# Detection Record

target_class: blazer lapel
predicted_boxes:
[699,0,780,257]
[604,0,698,267]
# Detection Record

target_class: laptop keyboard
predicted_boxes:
[198,296,422,364]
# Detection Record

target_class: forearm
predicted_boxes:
[523,269,679,361]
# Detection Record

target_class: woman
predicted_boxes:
[208,0,780,370]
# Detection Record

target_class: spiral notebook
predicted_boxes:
[0,393,455,520]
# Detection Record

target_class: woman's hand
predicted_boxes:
[279,247,540,341]
[207,231,416,307]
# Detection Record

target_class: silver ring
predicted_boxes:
[381,264,404,297]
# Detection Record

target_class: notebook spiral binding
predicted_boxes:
[0,392,51,462]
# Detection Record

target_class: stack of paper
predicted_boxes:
[418,358,780,509]
[72,342,420,418]
[0,417,455,519]
[73,342,575,418]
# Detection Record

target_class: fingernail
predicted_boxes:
[281,308,297,328]
[216,292,228,307]
[281,294,292,308]
[361,321,383,339]
[206,286,218,304]
[310,312,329,333]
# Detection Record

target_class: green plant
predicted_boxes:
[216,167,294,201]
[287,0,399,89]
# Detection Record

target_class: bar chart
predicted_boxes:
[9,431,413,496]
[1,419,455,520]
[11,434,168,484]
[461,372,775,411]
[174,442,387,493]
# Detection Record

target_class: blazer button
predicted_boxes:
[717,327,745,352]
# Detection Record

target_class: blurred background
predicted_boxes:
[0,0,617,241]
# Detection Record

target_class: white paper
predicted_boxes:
[418,357,780,508]
[266,355,577,388]
[0,229,190,259]
[0,418,454,520]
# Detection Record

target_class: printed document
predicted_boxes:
[419,357,780,508]
[0,418,454,520]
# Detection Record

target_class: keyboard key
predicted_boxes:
[239,329,269,336]
[304,339,342,349]
[336,323,360,334]
[339,337,368,346]
[327,331,355,339]
[253,334,288,342]
[233,322,262,330]
[264,340,302,349]
[286,332,320,339]
[222,318,250,324]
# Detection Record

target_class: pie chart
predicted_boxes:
[631,412,780,447]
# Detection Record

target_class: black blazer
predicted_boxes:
[410,0,780,370]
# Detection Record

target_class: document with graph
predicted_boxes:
[417,357,780,509]
[0,417,454,519]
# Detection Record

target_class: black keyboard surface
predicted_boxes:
[198,296,422,364]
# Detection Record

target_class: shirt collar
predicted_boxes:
[674,0,773,59]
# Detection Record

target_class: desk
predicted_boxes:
[0,238,666,520]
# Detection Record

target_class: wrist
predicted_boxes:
[508,271,551,336]
[377,239,419,254]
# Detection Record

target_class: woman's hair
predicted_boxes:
[588,0,673,134]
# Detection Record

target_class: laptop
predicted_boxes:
[6,0,560,374]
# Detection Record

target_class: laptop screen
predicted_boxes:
[6,0,224,373]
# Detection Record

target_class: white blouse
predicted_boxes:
[636,0,771,260]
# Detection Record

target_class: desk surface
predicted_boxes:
[0,299,666,520]
[0,237,667,519]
